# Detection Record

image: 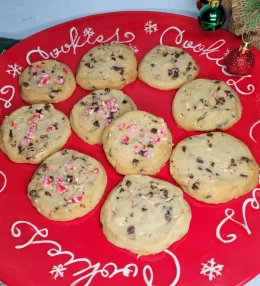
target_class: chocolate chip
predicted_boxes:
[67,175,74,183]
[240,174,248,177]
[122,100,128,104]
[33,72,37,76]
[151,63,155,67]
[161,189,168,198]
[49,95,55,99]
[119,188,125,193]
[188,174,194,179]
[112,66,124,75]
[241,157,250,163]
[49,176,54,181]
[175,53,180,58]
[163,52,169,57]
[80,204,86,208]
[119,55,124,60]
[186,67,191,72]
[85,62,92,68]
[93,120,100,127]
[142,207,147,212]
[216,97,226,105]
[216,173,219,176]
[151,128,157,134]
[53,122,58,130]
[206,168,212,173]
[182,146,186,152]
[207,133,213,137]
[165,210,172,222]
[51,89,60,93]
[127,226,135,234]
[196,157,204,164]
[198,167,203,171]
[18,145,24,154]
[132,159,139,165]
[148,192,153,198]
[40,135,48,140]
[208,143,212,148]
[211,162,215,167]
[147,143,153,148]
[215,81,220,84]
[205,195,212,199]
[80,101,86,106]
[36,109,43,114]
[23,82,29,87]
[45,191,51,197]
[51,70,55,73]
[230,158,237,167]
[44,104,50,110]
[139,150,146,157]
[192,182,200,190]
[105,88,110,94]
[126,180,132,187]
[61,149,68,155]
[9,130,13,139]
[181,51,185,55]
[29,190,38,197]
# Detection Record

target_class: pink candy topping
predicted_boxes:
[121,135,130,144]
[38,73,51,87]
[64,163,76,171]
[42,176,52,187]
[68,194,82,203]
[56,77,64,85]
[91,168,99,174]
[126,125,139,132]
[117,123,125,131]
[150,136,161,144]
[57,184,67,194]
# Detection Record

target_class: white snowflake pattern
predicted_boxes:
[49,264,67,280]
[144,20,158,35]
[83,27,95,38]
[201,258,224,281]
[129,44,139,53]
[6,64,22,78]
[223,49,230,57]
[1,49,6,55]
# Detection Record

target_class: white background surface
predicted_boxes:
[0,0,259,285]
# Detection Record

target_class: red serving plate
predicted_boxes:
[0,11,260,286]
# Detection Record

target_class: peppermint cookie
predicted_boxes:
[28,149,107,221]
[76,44,137,90]
[0,104,71,164]
[19,60,76,104]
[100,175,191,255]
[70,89,137,145]
[170,132,259,204]
[138,45,199,90]
[172,79,242,131]
[102,110,173,175]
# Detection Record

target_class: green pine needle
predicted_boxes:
[242,0,260,30]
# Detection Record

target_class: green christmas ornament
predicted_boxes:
[198,0,226,31]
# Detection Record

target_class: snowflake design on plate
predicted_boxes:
[49,264,67,280]
[144,20,158,35]
[1,49,6,55]
[83,27,95,38]
[223,49,230,58]
[6,64,22,78]
[200,258,224,281]
[129,44,139,53]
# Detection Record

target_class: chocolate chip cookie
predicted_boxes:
[100,175,191,255]
[76,44,137,90]
[138,45,199,90]
[28,149,107,221]
[70,89,136,145]
[170,132,259,204]
[19,60,76,104]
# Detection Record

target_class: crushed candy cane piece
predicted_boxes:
[47,125,54,132]
[110,104,118,113]
[91,168,99,174]
[104,119,112,126]
[144,151,152,158]
[31,67,37,73]
[87,108,95,115]
[38,73,51,87]
[140,131,148,137]
[42,176,52,187]
[20,138,30,148]
[68,194,82,203]
[134,146,140,153]
[111,97,117,103]
[28,120,38,131]
[64,163,76,171]
[157,128,166,137]
[11,121,19,128]
[36,65,41,69]
[121,135,130,144]
[117,123,125,130]
[102,100,109,107]
[63,67,68,74]
[150,136,160,144]
[56,77,64,85]
[142,145,148,151]
[55,177,63,184]
[126,125,138,132]
[97,107,105,115]
[33,113,44,119]
[41,61,45,65]
[57,184,67,194]
[27,131,35,140]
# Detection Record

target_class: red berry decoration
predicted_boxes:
[225,42,255,76]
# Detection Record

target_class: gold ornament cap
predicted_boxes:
[210,0,220,8]
[239,42,250,54]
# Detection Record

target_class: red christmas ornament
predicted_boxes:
[225,42,254,76]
